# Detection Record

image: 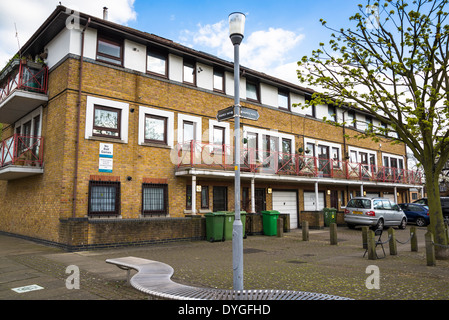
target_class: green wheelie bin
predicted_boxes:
[205,212,225,242]
[323,208,337,227]
[223,211,247,240]
[261,210,280,236]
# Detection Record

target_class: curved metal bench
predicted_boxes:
[106,256,351,300]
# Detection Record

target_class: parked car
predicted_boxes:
[398,203,429,227]
[413,197,449,216]
[344,197,407,230]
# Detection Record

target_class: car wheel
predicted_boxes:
[399,218,407,229]
[373,219,384,230]
[416,217,426,227]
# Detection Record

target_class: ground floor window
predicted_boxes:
[142,183,168,216]
[88,180,120,216]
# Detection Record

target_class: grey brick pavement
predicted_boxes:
[1,226,448,301]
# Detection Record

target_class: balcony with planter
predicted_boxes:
[0,58,48,124]
[0,134,44,180]
[174,141,423,186]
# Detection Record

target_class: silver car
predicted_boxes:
[344,197,407,230]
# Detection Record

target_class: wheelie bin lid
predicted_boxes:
[205,212,225,216]
[261,210,280,215]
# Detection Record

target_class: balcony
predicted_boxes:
[174,141,423,186]
[0,59,48,124]
[0,134,44,180]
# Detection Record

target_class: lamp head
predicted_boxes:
[229,12,246,43]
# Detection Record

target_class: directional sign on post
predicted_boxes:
[216,106,235,122]
[240,107,259,121]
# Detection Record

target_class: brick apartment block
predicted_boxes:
[0,6,423,250]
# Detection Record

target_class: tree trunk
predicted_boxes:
[425,165,449,260]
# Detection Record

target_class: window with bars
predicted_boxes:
[88,181,120,216]
[142,183,168,216]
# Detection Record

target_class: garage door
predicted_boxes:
[272,191,298,229]
[366,192,380,198]
[304,191,325,211]
[383,193,395,202]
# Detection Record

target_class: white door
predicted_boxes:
[272,191,298,229]
[304,191,325,211]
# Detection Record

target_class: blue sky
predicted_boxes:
[0,0,363,84]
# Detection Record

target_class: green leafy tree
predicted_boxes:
[297,0,449,258]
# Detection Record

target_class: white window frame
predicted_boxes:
[14,106,43,138]
[85,96,129,143]
[177,114,202,144]
[382,152,404,168]
[304,138,342,168]
[243,126,295,161]
[347,146,378,167]
[208,120,230,149]
[138,106,174,147]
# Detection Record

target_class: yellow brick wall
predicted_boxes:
[0,56,409,245]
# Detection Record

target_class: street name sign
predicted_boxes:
[216,106,235,122]
[240,107,259,121]
[217,106,260,122]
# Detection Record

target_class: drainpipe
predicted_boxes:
[72,18,91,218]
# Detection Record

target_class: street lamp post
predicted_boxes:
[229,12,245,291]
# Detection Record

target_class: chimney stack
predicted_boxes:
[103,7,108,20]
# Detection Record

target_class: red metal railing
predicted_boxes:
[0,134,44,167]
[175,141,423,185]
[0,60,48,103]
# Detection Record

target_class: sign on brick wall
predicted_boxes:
[99,143,113,173]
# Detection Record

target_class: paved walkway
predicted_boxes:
[1,226,449,301]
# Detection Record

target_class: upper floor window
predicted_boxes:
[97,37,123,65]
[177,114,202,148]
[183,120,196,143]
[246,80,259,102]
[304,95,316,118]
[365,116,373,132]
[85,96,129,143]
[213,125,225,153]
[347,110,356,128]
[147,49,167,76]
[145,114,167,144]
[183,60,196,85]
[278,90,290,110]
[93,105,121,139]
[328,105,337,122]
[213,69,225,92]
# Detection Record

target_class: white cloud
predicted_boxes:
[180,20,305,85]
[0,0,136,66]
